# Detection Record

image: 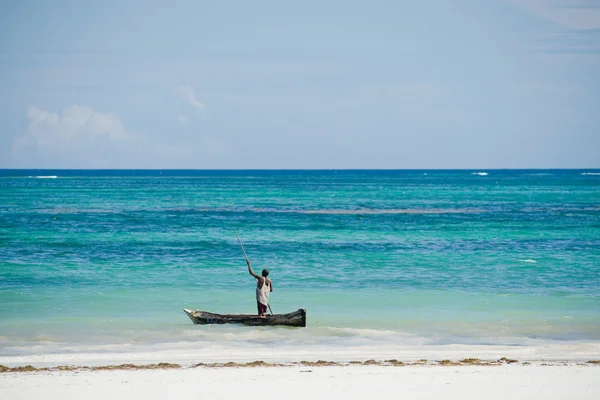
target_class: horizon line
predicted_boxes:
[1,168,599,171]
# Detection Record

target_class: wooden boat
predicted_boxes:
[183,308,306,327]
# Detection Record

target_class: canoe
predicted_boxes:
[183,308,306,327]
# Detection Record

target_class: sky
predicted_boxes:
[0,0,599,169]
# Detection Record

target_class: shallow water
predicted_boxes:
[1,170,599,363]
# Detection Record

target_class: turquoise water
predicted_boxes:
[1,170,599,362]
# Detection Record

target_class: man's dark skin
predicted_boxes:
[247,260,273,317]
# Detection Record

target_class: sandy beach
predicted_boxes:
[2,363,599,400]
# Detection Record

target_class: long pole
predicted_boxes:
[235,230,273,315]
[234,229,249,262]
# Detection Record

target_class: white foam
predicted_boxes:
[520,259,537,263]
[472,172,488,176]
[581,173,600,176]
[1,338,599,367]
[30,176,58,179]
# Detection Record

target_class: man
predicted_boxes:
[247,260,273,317]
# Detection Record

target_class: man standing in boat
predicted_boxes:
[247,260,273,317]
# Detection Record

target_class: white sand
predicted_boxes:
[1,365,599,400]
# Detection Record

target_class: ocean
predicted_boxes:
[1,169,599,366]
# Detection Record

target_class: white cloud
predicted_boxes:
[509,0,600,30]
[12,105,140,167]
[179,86,204,112]
[9,104,234,168]
[18,105,134,148]
[177,114,190,126]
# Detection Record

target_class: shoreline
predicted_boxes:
[3,339,600,369]
[2,358,599,373]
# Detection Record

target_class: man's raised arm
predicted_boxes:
[247,260,260,279]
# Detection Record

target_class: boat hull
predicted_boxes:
[183,308,306,327]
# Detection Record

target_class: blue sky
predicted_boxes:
[1,0,599,168]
